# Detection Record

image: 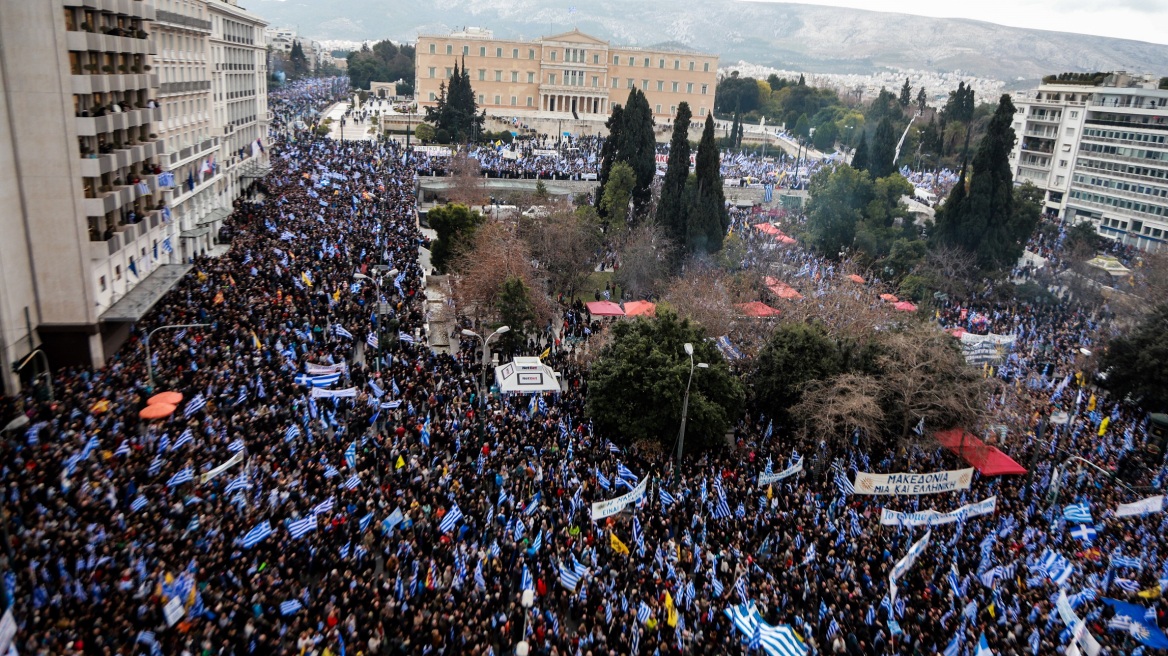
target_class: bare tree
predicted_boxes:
[444,148,488,207]
[915,244,979,300]
[663,263,747,339]
[613,222,673,301]
[792,373,885,453]
[451,221,554,328]
[526,209,601,301]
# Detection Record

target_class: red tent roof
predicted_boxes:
[763,276,803,300]
[933,429,1027,476]
[586,301,625,316]
[893,301,918,312]
[879,293,899,302]
[735,301,781,317]
[753,222,782,236]
[623,301,656,317]
[847,274,866,284]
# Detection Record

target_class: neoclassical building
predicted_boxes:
[415,28,718,121]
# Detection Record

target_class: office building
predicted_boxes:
[415,28,718,121]
[1007,82,1089,219]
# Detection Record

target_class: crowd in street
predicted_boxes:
[2,79,1167,656]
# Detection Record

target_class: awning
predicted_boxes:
[586,301,625,316]
[180,227,211,239]
[100,263,192,322]
[197,207,232,226]
[933,429,1027,476]
[494,356,562,394]
[240,163,272,179]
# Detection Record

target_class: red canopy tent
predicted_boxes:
[775,234,798,245]
[893,301,918,312]
[879,293,899,303]
[586,301,625,317]
[846,274,866,284]
[753,222,783,236]
[933,429,1027,476]
[763,276,803,300]
[735,301,781,317]
[624,301,656,317]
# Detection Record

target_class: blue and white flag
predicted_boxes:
[345,442,357,469]
[183,394,207,418]
[1063,502,1093,524]
[974,633,993,656]
[241,521,273,549]
[288,516,317,540]
[166,467,194,487]
[280,599,303,616]
[130,496,148,512]
[332,325,354,340]
[1070,524,1097,542]
[439,503,463,533]
[1039,549,1074,586]
[366,333,379,350]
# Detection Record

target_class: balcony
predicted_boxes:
[71,72,158,95]
[158,80,211,96]
[155,9,211,31]
[67,0,154,21]
[79,152,118,177]
[75,106,160,136]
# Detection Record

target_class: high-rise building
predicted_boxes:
[0,0,269,394]
[1011,72,1168,250]
[415,28,719,122]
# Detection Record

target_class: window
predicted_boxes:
[496,47,502,57]
[688,61,694,71]
[115,265,121,280]
[529,48,535,59]
[627,78,634,89]
[511,71,518,82]
[99,275,106,292]
[527,96,533,106]
[1070,110,1078,118]
[549,73,556,85]
[428,67,436,78]
[592,76,599,87]
[673,59,679,69]
[495,70,502,81]
[657,81,664,91]
[686,83,693,94]
[446,44,452,55]
[642,79,648,91]
[699,107,706,116]
[494,95,500,104]
[478,94,484,104]
[429,92,436,100]
[659,59,664,68]
[1056,175,1065,185]
[527,72,535,83]
[701,84,708,95]
[672,82,679,92]
[480,46,486,57]
[655,104,661,114]
[593,54,599,64]
[513,48,519,58]
[550,51,556,61]
[612,77,619,88]
[613,55,620,65]
[462,45,469,55]
[644,57,649,67]
[629,57,635,67]
[478,69,485,81]
[428,43,435,54]
[511,96,516,106]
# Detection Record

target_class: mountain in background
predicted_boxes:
[250,0,1168,82]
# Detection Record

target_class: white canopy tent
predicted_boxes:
[494,357,562,394]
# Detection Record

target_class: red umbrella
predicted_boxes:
[139,403,176,420]
[148,391,183,406]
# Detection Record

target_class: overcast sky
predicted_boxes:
[763,0,1168,45]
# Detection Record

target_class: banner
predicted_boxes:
[306,362,346,375]
[200,452,244,484]
[591,475,649,521]
[880,496,996,526]
[1056,591,1102,656]
[1115,495,1164,518]
[758,458,803,487]
[854,468,974,495]
[311,387,357,399]
[889,530,931,607]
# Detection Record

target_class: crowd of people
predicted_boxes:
[2,78,1167,656]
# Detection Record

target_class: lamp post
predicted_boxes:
[145,323,210,389]
[461,326,510,406]
[674,342,708,487]
[355,269,398,374]
[515,588,535,656]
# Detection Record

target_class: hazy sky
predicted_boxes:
[762,0,1168,45]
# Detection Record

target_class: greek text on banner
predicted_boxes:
[880,496,996,526]
[591,476,649,521]
[758,458,803,487]
[854,467,974,495]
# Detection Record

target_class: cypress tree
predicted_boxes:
[657,102,692,252]
[686,114,728,255]
[899,78,912,107]
[616,89,656,216]
[868,116,897,179]
[850,130,869,173]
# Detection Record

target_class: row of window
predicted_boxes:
[1072,173,1168,199]
[1083,127,1168,145]
[427,66,708,95]
[1069,189,1168,217]
[1079,142,1167,162]
[424,42,710,72]
[1098,216,1166,240]
[423,92,708,115]
[1079,157,1168,181]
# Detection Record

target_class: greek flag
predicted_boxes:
[398,331,415,344]
[637,601,652,624]
[227,437,245,453]
[369,380,384,398]
[943,633,962,656]
[366,333,379,350]
[280,599,303,616]
[312,497,335,516]
[834,471,855,496]
[974,633,992,656]
[420,415,431,447]
[224,473,250,494]
[475,561,487,589]
[1111,553,1143,570]
[659,488,675,508]
[521,565,534,591]
[342,475,360,490]
[183,393,207,418]
[294,373,341,388]
[173,429,194,450]
[359,513,374,532]
[560,563,583,591]
[1062,503,1092,524]
[711,574,724,597]
[949,566,962,598]
[1039,549,1074,586]
[345,442,357,469]
[1070,524,1097,542]
[439,503,463,533]
[285,425,301,442]
[616,462,638,483]
[606,441,621,453]
[166,468,194,487]
[115,441,131,457]
[130,496,148,512]
[288,516,317,540]
[736,576,749,603]
[596,471,611,490]
[332,325,353,340]
[712,490,732,520]
[241,521,273,549]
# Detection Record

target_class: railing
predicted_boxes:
[155,9,211,31]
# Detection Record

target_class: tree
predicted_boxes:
[615,89,656,215]
[347,40,415,90]
[850,130,869,173]
[942,82,976,123]
[452,221,553,330]
[916,87,928,114]
[662,265,740,339]
[793,114,811,141]
[289,41,311,78]
[599,162,636,236]
[791,373,886,452]
[444,149,487,206]
[804,165,872,257]
[586,310,745,453]
[428,203,484,273]
[526,209,600,299]
[614,223,672,300]
[594,105,624,213]
[868,116,898,179]
[657,102,693,253]
[714,72,761,114]
[423,60,484,143]
[686,115,729,255]
[496,276,538,354]
[812,120,838,151]
[753,322,845,423]
[932,95,1030,270]
[899,78,912,107]
[1098,303,1168,411]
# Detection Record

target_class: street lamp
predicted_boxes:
[355,269,399,373]
[145,323,210,389]
[515,588,534,656]
[461,326,510,406]
[674,342,708,486]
